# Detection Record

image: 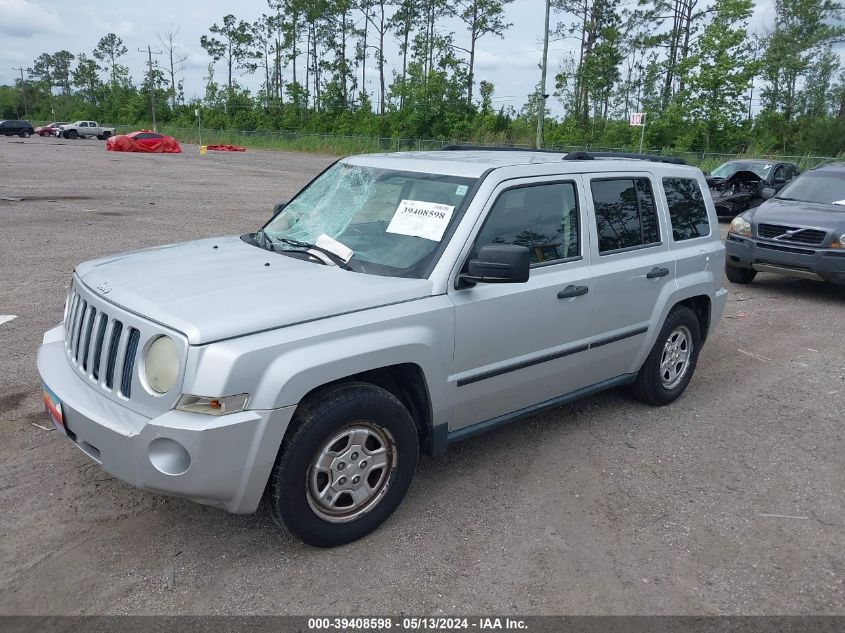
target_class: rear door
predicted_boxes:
[581,172,675,383]
[449,176,596,431]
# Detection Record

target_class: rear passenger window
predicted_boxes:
[474,182,580,265]
[591,178,659,253]
[663,177,710,241]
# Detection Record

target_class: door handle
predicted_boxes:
[646,267,670,279]
[557,285,589,299]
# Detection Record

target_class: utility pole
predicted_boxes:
[536,0,551,149]
[139,45,163,131]
[12,67,28,118]
[746,51,757,122]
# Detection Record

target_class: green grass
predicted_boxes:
[69,122,842,169]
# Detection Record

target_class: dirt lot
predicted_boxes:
[0,136,842,616]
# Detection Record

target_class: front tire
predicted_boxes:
[67,130,78,139]
[725,265,756,284]
[20,130,31,138]
[267,382,419,547]
[631,305,701,406]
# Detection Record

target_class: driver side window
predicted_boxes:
[473,182,580,265]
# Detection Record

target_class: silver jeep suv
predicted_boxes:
[38,149,727,546]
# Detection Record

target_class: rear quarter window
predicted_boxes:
[663,177,711,241]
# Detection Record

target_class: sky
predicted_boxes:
[0,0,792,117]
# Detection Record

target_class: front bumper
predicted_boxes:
[37,326,295,513]
[725,233,845,284]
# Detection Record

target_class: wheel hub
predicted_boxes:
[659,325,693,390]
[307,423,397,523]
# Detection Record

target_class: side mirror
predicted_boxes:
[460,244,530,285]
[761,187,775,200]
[272,199,289,215]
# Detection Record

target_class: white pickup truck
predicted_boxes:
[56,121,115,140]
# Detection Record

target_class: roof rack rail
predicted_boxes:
[563,151,686,165]
[441,144,561,154]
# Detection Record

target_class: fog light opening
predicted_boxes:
[148,437,191,476]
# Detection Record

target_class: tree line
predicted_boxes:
[1,0,843,155]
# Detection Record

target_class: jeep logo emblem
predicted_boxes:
[96,281,112,294]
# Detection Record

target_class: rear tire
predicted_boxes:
[630,305,701,406]
[267,382,418,547]
[102,131,111,139]
[725,265,757,284]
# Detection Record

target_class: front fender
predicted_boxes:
[183,296,455,426]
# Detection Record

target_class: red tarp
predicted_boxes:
[106,132,182,153]
[206,144,246,152]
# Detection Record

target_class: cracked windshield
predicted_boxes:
[262,162,476,277]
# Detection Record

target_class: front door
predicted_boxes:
[449,177,596,431]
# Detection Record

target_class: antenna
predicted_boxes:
[138,45,164,131]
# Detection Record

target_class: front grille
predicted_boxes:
[757,223,827,245]
[65,287,137,399]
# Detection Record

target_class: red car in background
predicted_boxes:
[35,122,66,136]
[106,130,181,153]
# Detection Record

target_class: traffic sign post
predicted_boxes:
[630,112,646,154]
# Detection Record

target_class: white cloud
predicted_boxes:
[0,0,64,37]
[91,13,135,38]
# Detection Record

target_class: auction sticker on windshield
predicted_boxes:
[386,199,455,242]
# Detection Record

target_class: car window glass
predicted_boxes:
[663,177,710,241]
[474,182,580,265]
[777,171,845,205]
[592,178,660,253]
[773,165,786,181]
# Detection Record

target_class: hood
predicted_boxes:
[748,198,845,232]
[75,235,433,345]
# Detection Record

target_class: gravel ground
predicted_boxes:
[0,135,842,616]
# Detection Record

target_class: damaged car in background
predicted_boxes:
[707,160,799,218]
[725,162,845,285]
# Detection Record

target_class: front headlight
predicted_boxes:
[834,233,845,248]
[730,216,752,236]
[144,336,179,394]
[176,394,249,416]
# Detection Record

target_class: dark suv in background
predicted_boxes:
[0,120,35,138]
[725,162,845,285]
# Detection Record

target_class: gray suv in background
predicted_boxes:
[726,162,845,285]
[38,149,727,546]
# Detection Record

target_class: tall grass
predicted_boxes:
[70,122,844,169]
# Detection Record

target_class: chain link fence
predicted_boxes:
[32,121,841,170]
[160,127,840,170]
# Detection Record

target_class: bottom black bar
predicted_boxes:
[1,616,842,633]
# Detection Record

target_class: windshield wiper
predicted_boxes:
[274,237,355,271]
